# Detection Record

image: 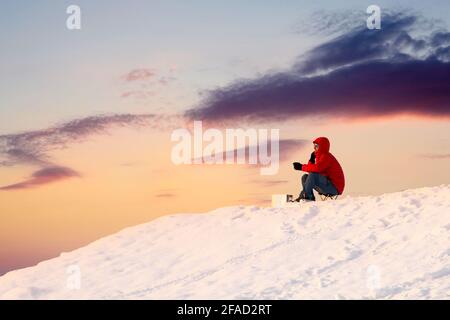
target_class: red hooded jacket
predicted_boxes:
[301,137,345,194]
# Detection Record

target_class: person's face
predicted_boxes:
[314,143,319,151]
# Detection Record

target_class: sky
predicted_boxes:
[0,0,449,275]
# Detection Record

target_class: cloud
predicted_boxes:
[0,113,183,190]
[155,193,176,198]
[123,69,155,82]
[121,91,155,99]
[249,179,289,187]
[278,139,309,161]
[419,153,450,159]
[0,166,80,191]
[292,9,369,37]
[0,148,49,167]
[234,196,271,206]
[234,138,308,163]
[121,68,177,100]
[0,113,178,168]
[158,76,177,86]
[185,12,450,123]
[293,12,429,74]
[191,139,308,164]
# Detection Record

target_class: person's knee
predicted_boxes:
[301,174,309,187]
[308,172,320,180]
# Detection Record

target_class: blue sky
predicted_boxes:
[1,0,449,133]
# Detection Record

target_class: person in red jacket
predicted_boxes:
[293,137,345,201]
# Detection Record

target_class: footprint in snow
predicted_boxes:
[231,213,245,220]
[280,221,296,235]
[298,206,319,226]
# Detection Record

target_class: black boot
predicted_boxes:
[294,190,315,202]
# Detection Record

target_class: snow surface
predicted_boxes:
[1,185,449,299]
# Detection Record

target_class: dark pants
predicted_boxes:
[301,173,338,199]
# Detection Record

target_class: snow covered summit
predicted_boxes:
[1,185,449,299]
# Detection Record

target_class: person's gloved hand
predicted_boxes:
[293,162,302,171]
[309,152,316,164]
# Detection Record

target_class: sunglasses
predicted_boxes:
[314,143,319,149]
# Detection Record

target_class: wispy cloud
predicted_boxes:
[158,76,177,86]
[0,113,182,190]
[234,197,271,205]
[249,179,289,187]
[120,90,155,99]
[191,139,308,164]
[0,113,177,168]
[186,11,450,123]
[292,9,366,37]
[123,69,155,82]
[0,166,80,191]
[121,68,177,100]
[155,193,177,198]
[419,153,450,159]
[233,139,307,163]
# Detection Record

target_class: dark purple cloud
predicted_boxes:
[0,113,182,190]
[0,166,80,191]
[430,31,450,47]
[0,148,49,167]
[294,13,424,74]
[0,113,178,168]
[185,12,450,123]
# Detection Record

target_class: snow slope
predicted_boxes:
[1,185,449,299]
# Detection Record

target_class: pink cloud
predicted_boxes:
[155,193,177,198]
[123,69,155,82]
[249,179,289,187]
[419,153,450,159]
[0,166,80,191]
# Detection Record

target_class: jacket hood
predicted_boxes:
[313,137,330,154]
